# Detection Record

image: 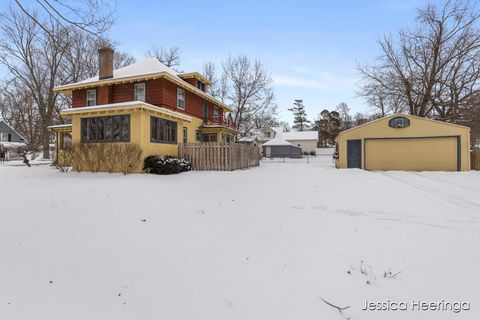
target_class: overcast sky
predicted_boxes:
[2,0,443,122]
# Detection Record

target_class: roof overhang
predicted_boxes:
[47,124,73,132]
[54,72,232,113]
[60,101,192,123]
[178,72,212,86]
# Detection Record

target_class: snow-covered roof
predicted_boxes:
[0,119,26,141]
[57,58,180,89]
[54,58,232,112]
[263,137,297,147]
[238,136,256,142]
[280,131,318,141]
[47,124,72,129]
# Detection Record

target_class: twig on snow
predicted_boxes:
[320,297,351,319]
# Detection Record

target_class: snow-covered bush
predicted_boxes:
[143,155,191,174]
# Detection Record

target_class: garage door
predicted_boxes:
[365,137,458,171]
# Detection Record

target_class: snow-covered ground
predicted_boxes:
[1,158,479,320]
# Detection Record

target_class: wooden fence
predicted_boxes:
[178,143,260,171]
[471,150,480,170]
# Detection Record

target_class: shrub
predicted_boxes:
[144,155,192,174]
[68,143,143,174]
[310,151,316,156]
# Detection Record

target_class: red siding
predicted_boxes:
[72,89,87,108]
[70,78,223,121]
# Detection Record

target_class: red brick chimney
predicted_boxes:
[98,46,114,80]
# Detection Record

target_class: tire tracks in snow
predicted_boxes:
[379,172,480,218]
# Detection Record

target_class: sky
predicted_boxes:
[2,0,442,123]
[110,0,433,123]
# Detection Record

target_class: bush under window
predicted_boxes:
[144,155,191,174]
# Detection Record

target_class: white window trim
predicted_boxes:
[134,83,146,102]
[177,87,185,110]
[87,89,96,106]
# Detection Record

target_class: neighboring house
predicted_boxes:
[335,113,470,171]
[262,137,302,158]
[247,127,319,155]
[52,47,236,172]
[0,119,26,144]
[280,131,319,154]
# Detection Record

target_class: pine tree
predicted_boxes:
[288,99,311,131]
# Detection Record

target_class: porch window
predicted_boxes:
[177,87,185,110]
[183,127,187,144]
[87,89,96,106]
[134,83,146,102]
[81,115,130,142]
[150,116,177,144]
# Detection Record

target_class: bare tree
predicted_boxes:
[12,0,116,37]
[146,46,181,69]
[335,102,353,129]
[358,0,480,123]
[203,61,228,101]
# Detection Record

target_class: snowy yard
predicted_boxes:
[1,158,479,320]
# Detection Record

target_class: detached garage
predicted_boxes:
[335,114,470,171]
[262,137,302,158]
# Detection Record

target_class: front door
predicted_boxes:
[347,139,362,168]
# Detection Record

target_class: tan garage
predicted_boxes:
[335,114,470,171]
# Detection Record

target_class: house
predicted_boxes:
[52,47,236,172]
[280,131,319,154]
[0,119,25,144]
[262,137,302,158]
[335,113,470,171]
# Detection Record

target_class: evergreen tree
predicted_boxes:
[288,99,311,131]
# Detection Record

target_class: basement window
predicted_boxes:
[389,117,410,128]
[86,89,96,106]
[134,83,146,102]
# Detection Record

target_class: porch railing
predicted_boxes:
[202,116,236,129]
[178,143,259,171]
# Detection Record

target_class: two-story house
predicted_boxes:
[51,47,235,170]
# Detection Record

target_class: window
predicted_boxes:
[134,83,146,102]
[196,80,205,91]
[202,101,208,121]
[265,131,271,138]
[183,127,188,144]
[177,87,185,110]
[213,106,219,122]
[202,133,217,142]
[150,116,177,144]
[86,89,96,106]
[0,132,8,142]
[81,115,130,142]
[388,116,410,128]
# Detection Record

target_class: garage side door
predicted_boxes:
[365,137,458,171]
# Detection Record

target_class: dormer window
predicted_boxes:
[389,116,410,128]
[177,87,185,110]
[134,83,146,102]
[87,89,96,106]
[196,80,206,91]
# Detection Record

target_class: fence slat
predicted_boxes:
[178,143,259,171]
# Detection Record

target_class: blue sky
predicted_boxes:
[2,0,439,123]
[110,0,433,122]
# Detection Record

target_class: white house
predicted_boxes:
[279,131,319,154]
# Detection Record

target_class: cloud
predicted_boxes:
[273,72,357,91]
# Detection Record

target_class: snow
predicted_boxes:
[55,58,181,89]
[262,136,296,146]
[280,130,318,140]
[1,160,479,320]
